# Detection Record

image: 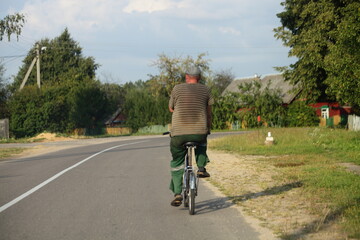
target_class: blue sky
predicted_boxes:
[0,0,294,84]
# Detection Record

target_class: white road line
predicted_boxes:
[0,141,148,213]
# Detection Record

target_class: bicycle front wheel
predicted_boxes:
[188,188,195,215]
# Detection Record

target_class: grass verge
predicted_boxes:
[0,148,25,160]
[209,127,360,239]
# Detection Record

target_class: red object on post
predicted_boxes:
[257,116,261,122]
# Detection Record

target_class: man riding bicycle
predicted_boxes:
[168,65,214,207]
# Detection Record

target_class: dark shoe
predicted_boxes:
[171,194,183,207]
[197,168,210,178]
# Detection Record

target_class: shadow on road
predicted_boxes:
[193,181,303,216]
[194,181,348,239]
[230,181,303,203]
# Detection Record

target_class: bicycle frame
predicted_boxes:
[182,143,199,215]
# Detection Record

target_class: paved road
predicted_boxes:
[0,133,267,240]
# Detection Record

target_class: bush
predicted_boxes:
[285,101,319,127]
[8,83,110,138]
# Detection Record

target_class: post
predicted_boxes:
[19,44,41,91]
[0,119,9,139]
[20,57,37,90]
[36,44,40,88]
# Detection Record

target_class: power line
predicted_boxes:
[0,54,27,58]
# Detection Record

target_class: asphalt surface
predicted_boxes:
[0,133,267,240]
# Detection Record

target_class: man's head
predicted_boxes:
[185,65,201,83]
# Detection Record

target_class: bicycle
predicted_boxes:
[163,132,200,215]
[182,141,199,215]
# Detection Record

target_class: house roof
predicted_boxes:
[222,73,298,104]
[105,107,122,125]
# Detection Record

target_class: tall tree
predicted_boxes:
[148,53,211,97]
[209,69,235,97]
[275,0,360,111]
[11,28,98,91]
[324,2,360,111]
[8,29,108,137]
[237,80,285,128]
[122,80,171,131]
[0,63,9,118]
[0,13,25,41]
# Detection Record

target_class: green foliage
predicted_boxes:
[208,69,235,97]
[148,53,211,97]
[100,83,126,114]
[40,85,70,132]
[7,29,110,138]
[11,28,99,92]
[67,82,109,129]
[275,1,360,108]
[285,101,319,127]
[237,80,285,128]
[212,93,239,129]
[210,128,360,237]
[0,62,10,118]
[324,2,360,111]
[0,13,25,41]
[123,81,170,131]
[8,86,43,137]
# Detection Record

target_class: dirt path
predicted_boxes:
[205,150,348,240]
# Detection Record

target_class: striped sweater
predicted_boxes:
[169,83,214,136]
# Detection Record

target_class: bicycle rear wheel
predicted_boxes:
[188,189,195,215]
[183,172,189,207]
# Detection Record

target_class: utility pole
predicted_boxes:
[36,44,40,88]
[20,44,41,90]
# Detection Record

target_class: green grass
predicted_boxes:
[0,148,25,159]
[209,127,360,238]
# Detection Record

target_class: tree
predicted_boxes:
[274,0,336,102]
[149,53,211,97]
[212,93,239,129]
[11,28,99,91]
[324,2,360,112]
[123,80,171,131]
[275,1,360,111]
[237,80,285,128]
[8,86,43,137]
[67,82,109,130]
[0,13,25,41]
[208,69,235,97]
[8,29,108,137]
[0,62,10,118]
[285,101,319,127]
[100,83,126,114]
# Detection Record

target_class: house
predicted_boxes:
[104,108,131,135]
[309,102,352,127]
[222,73,353,127]
[222,73,299,105]
[105,108,126,127]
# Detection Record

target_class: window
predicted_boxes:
[321,108,329,119]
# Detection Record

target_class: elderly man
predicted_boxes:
[168,65,214,207]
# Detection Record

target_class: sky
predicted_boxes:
[0,0,295,84]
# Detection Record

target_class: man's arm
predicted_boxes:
[169,106,174,113]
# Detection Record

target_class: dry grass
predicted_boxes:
[208,127,360,239]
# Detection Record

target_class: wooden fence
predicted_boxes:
[348,115,360,131]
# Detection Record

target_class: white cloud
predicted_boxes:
[187,24,211,35]
[20,0,125,39]
[218,27,241,36]
[123,0,176,13]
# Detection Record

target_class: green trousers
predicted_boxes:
[169,134,209,194]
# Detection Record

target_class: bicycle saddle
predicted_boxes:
[183,142,199,147]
